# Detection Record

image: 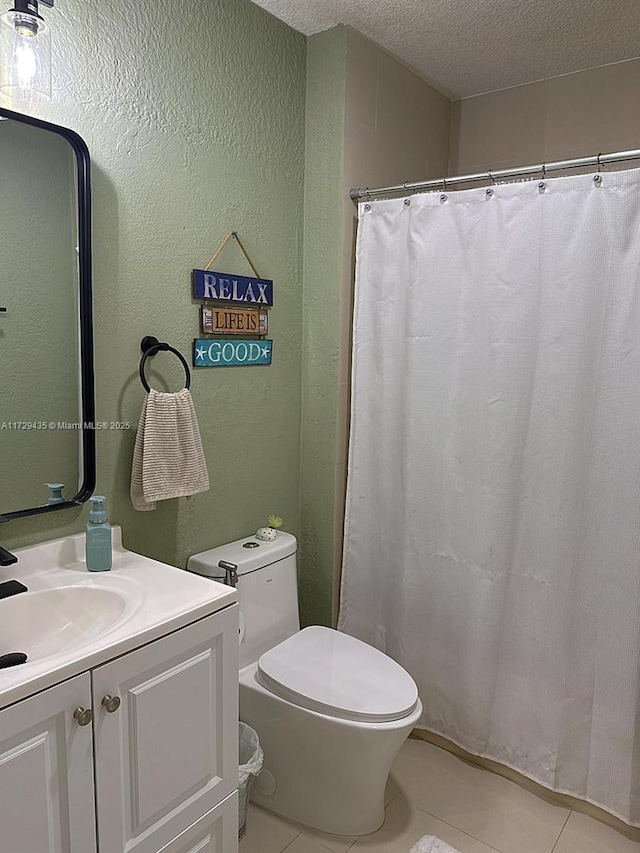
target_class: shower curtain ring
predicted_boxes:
[541,163,546,180]
[488,170,494,185]
[365,187,371,201]
[597,153,603,172]
[442,177,447,193]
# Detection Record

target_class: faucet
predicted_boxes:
[0,546,17,566]
[218,560,238,588]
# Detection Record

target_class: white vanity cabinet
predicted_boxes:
[0,606,238,853]
[0,672,97,852]
[93,607,238,853]
[154,794,239,853]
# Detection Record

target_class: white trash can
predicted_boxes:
[238,722,264,840]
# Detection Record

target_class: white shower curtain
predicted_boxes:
[339,168,640,826]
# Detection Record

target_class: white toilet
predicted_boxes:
[187,532,422,836]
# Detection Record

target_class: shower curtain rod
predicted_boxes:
[348,147,640,201]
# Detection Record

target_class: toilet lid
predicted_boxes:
[257,626,419,723]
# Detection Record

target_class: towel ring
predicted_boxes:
[139,336,191,393]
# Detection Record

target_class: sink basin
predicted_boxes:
[0,586,128,662]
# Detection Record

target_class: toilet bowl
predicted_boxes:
[187,533,422,836]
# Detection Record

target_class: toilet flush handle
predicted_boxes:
[218,560,238,588]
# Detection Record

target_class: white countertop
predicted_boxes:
[0,527,236,710]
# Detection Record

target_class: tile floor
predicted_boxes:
[240,738,640,853]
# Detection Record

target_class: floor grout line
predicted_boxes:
[384,791,505,852]
[280,831,302,853]
[304,832,361,853]
[272,794,400,853]
[550,809,573,853]
[283,793,399,853]
[281,820,360,853]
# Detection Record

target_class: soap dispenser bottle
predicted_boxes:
[45,483,65,505]
[86,495,112,572]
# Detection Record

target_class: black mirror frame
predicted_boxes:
[0,107,96,521]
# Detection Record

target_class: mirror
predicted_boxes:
[0,107,95,521]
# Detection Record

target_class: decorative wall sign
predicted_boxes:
[193,269,273,306]
[201,305,267,336]
[194,338,273,367]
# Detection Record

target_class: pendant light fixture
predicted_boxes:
[0,0,53,101]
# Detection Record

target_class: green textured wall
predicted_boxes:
[298,25,451,627]
[0,0,305,567]
[299,27,347,627]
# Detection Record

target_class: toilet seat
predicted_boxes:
[257,626,419,723]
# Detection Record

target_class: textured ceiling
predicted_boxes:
[251,0,640,98]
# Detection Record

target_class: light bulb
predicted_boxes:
[13,35,36,87]
[0,7,50,100]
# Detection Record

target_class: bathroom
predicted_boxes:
[2,0,640,851]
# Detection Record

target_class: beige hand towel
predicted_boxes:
[130,388,209,511]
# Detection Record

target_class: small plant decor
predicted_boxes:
[256,514,283,542]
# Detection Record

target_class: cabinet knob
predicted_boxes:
[102,694,121,713]
[73,707,93,726]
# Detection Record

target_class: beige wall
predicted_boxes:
[345,29,451,192]
[450,58,640,174]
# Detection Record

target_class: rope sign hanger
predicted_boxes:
[204,231,262,278]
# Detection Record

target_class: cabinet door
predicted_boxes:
[157,792,238,853]
[0,672,97,853]
[93,607,238,853]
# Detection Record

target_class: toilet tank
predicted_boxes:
[187,532,299,668]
